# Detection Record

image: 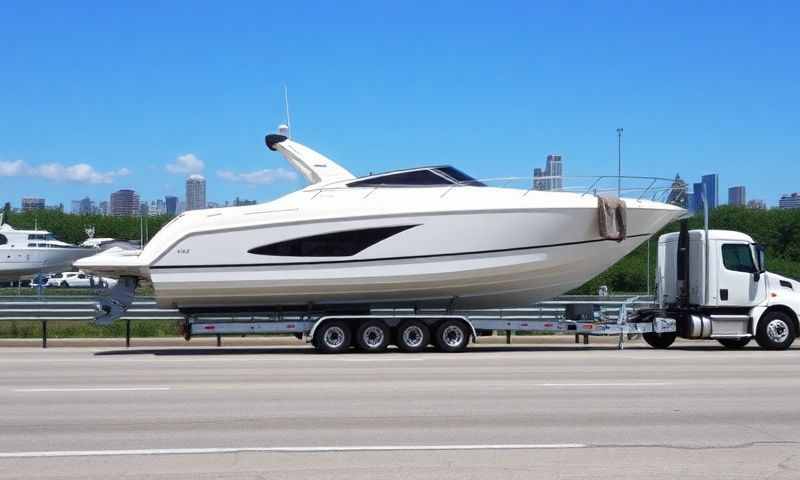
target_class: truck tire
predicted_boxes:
[717,338,751,349]
[356,320,390,352]
[396,320,430,353]
[643,332,676,349]
[314,320,352,354]
[755,311,796,350]
[434,320,469,353]
[60,281,69,288]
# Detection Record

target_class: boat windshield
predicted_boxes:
[347,166,485,188]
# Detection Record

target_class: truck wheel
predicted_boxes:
[396,320,430,353]
[643,332,676,349]
[755,311,795,350]
[60,281,69,288]
[356,320,390,352]
[434,320,470,353]
[717,338,751,349]
[314,321,352,354]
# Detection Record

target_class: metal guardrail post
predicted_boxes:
[216,334,221,347]
[506,330,511,344]
[125,320,131,348]
[42,320,47,349]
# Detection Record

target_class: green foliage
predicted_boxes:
[4,209,173,244]
[572,206,800,295]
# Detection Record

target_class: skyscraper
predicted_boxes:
[667,174,688,208]
[728,186,746,206]
[110,189,140,216]
[185,175,207,211]
[21,197,45,212]
[701,174,719,210]
[532,167,546,191]
[532,155,563,191]
[545,154,563,191]
[165,196,178,216]
[692,181,705,213]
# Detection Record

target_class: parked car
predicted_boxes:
[46,271,116,288]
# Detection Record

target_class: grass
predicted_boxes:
[0,320,182,339]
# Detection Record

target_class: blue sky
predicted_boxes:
[1,1,798,208]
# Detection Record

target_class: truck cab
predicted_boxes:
[655,229,800,349]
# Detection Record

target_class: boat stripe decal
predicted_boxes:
[150,233,652,270]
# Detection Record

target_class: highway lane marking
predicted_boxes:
[13,386,171,393]
[0,444,587,459]
[537,382,671,387]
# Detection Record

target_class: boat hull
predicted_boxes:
[147,206,678,310]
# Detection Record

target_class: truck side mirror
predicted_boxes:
[756,245,767,273]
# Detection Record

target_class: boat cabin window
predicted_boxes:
[0,234,6,246]
[27,233,55,241]
[347,167,485,188]
[249,225,417,257]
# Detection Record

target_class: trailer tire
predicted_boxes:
[314,320,352,354]
[717,338,751,349]
[396,320,430,353]
[643,332,676,349]
[356,320,390,353]
[755,311,795,350]
[434,320,469,353]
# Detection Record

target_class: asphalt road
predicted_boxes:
[1,340,800,479]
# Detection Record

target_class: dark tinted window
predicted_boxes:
[249,225,417,257]
[0,234,6,246]
[722,244,756,273]
[348,170,451,187]
[435,167,485,186]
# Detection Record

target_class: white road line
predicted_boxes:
[13,386,171,393]
[0,444,586,459]
[537,382,671,387]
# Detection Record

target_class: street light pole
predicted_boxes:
[616,128,623,197]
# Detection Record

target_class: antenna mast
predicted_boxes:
[283,84,292,138]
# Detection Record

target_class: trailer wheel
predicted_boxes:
[643,332,676,349]
[434,320,469,353]
[356,320,390,352]
[396,320,430,353]
[314,320,352,354]
[717,337,751,349]
[755,311,795,350]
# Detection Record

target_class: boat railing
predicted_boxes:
[306,175,687,205]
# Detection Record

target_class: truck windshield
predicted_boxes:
[722,244,757,273]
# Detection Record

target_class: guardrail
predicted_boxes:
[0,294,655,348]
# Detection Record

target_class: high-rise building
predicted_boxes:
[667,174,688,208]
[545,154,563,191]
[532,168,546,191]
[98,201,109,216]
[728,186,746,206]
[148,198,166,216]
[109,189,140,216]
[165,196,178,216]
[747,199,767,210]
[531,155,563,191]
[185,175,207,211]
[701,174,719,210]
[779,193,800,209]
[692,182,705,213]
[21,197,45,212]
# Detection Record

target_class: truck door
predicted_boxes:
[718,242,766,306]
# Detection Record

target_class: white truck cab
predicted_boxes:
[652,228,800,349]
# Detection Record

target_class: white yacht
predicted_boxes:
[76,132,685,313]
[0,218,96,281]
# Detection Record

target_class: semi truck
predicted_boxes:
[638,222,800,350]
